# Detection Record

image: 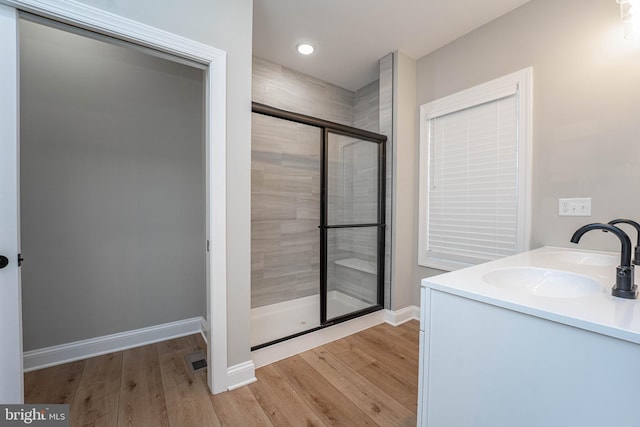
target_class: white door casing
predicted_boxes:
[0,0,228,397]
[0,3,24,404]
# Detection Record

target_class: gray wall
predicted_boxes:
[34,0,253,367]
[20,20,205,350]
[393,51,420,309]
[413,0,640,295]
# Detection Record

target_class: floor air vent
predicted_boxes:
[186,350,207,373]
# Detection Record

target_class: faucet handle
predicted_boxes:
[613,265,637,299]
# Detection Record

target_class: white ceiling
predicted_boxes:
[253,0,531,91]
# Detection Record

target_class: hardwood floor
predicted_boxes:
[25,320,419,426]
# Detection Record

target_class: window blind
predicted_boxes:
[426,94,518,267]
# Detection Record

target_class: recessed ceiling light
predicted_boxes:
[296,43,315,55]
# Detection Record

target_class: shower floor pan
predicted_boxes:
[250,291,370,347]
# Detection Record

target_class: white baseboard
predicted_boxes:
[199,317,209,345]
[226,361,256,391]
[23,317,205,372]
[385,305,420,326]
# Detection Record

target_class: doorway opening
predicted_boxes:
[0,0,228,401]
[20,13,208,361]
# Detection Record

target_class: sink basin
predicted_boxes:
[539,251,617,267]
[482,267,602,298]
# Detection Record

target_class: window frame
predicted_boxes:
[418,68,533,271]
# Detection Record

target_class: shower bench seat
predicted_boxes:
[334,258,376,275]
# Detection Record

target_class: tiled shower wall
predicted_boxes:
[251,56,388,309]
[252,57,354,125]
[251,114,321,307]
[354,80,379,132]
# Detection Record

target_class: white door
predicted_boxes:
[0,4,24,403]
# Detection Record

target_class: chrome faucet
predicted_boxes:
[570,223,637,299]
[608,219,640,266]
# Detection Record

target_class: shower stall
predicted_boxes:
[251,103,386,349]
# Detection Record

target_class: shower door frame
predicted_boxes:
[251,102,386,349]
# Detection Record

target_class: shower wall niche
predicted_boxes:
[251,57,388,348]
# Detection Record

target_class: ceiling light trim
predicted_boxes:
[296,42,315,55]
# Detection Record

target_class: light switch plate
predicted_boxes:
[559,198,591,216]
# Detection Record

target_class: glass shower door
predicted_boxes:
[250,113,322,347]
[323,132,384,323]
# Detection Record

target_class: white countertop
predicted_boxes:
[421,246,640,344]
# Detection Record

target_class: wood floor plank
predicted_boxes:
[70,352,122,427]
[164,383,221,427]
[249,364,325,426]
[73,392,120,427]
[24,359,85,404]
[357,359,418,413]
[301,347,416,426]
[339,333,419,412]
[274,355,376,426]
[117,344,170,427]
[345,332,418,386]
[210,386,273,426]
[156,336,190,356]
[396,319,419,333]
[159,339,221,427]
[157,334,204,356]
[358,324,419,364]
[374,321,420,345]
[187,334,207,352]
[157,337,198,390]
[320,336,377,371]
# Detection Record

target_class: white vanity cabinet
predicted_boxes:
[417,247,640,427]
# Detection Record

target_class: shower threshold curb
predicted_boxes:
[251,310,385,369]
